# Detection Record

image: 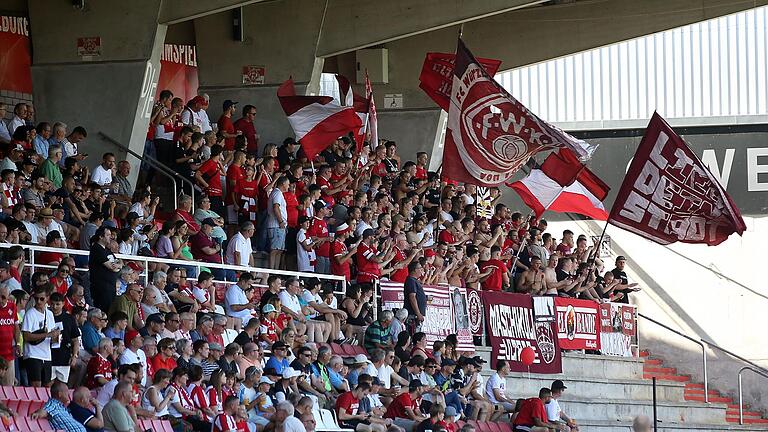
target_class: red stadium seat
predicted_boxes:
[23,387,38,401]
[330,343,344,356]
[486,421,503,432]
[342,344,358,356]
[496,422,514,432]
[36,387,51,401]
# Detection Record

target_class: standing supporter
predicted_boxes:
[480,246,509,291]
[50,292,81,384]
[266,176,290,269]
[238,164,258,223]
[296,216,317,272]
[218,100,240,151]
[189,218,225,280]
[331,223,358,281]
[512,388,563,432]
[234,105,259,153]
[22,287,60,387]
[89,226,121,312]
[0,284,20,385]
[255,157,277,252]
[307,200,332,273]
[225,150,246,226]
[404,262,427,332]
[195,145,226,215]
[356,229,396,284]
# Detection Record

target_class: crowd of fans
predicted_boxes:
[0,92,644,432]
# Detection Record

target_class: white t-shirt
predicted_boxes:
[226,232,252,266]
[97,379,118,407]
[300,289,322,319]
[266,189,287,229]
[119,348,148,386]
[225,285,255,325]
[546,397,562,422]
[296,229,315,272]
[278,290,301,315]
[22,307,55,361]
[91,164,113,186]
[284,415,305,432]
[180,108,203,130]
[485,372,505,404]
[199,109,213,133]
[377,364,394,389]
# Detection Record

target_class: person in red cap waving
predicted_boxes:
[331,223,360,282]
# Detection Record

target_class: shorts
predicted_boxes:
[267,228,286,251]
[25,358,51,384]
[227,205,238,224]
[496,401,515,412]
[52,366,71,383]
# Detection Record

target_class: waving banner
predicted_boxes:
[419,52,502,112]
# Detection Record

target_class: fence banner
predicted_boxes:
[380,281,475,352]
[0,16,32,94]
[482,291,562,373]
[466,287,484,338]
[599,302,638,357]
[554,297,601,350]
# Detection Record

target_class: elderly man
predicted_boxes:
[171,194,200,234]
[113,160,133,197]
[31,380,86,432]
[103,381,137,432]
[145,271,175,314]
[69,386,105,432]
[274,402,306,432]
[190,314,214,342]
[278,277,308,338]
[207,314,228,347]
[225,221,255,267]
[81,308,107,355]
[236,342,262,380]
[86,338,114,389]
[174,312,195,340]
[109,283,144,331]
[41,144,64,188]
[7,103,26,135]
[364,309,394,352]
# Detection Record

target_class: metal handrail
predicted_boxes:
[702,338,768,375]
[738,366,768,424]
[98,132,196,209]
[638,312,709,403]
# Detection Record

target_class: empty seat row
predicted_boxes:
[313,408,353,432]
[456,420,514,432]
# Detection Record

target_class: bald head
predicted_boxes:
[632,415,651,432]
[51,380,69,401]
[73,387,91,405]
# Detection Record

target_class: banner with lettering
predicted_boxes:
[599,302,638,357]
[418,52,502,112]
[0,16,32,94]
[482,291,562,373]
[380,281,474,352]
[554,297,600,350]
[157,44,199,103]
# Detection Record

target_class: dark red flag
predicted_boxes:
[442,39,598,186]
[608,112,746,246]
[419,52,502,111]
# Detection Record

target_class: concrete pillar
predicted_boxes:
[27,0,167,187]
[193,0,327,148]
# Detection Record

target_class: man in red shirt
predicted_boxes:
[480,246,509,291]
[307,200,332,274]
[384,380,427,431]
[336,382,379,431]
[414,152,428,181]
[225,150,246,226]
[356,229,395,284]
[556,230,575,257]
[331,223,359,282]
[389,233,419,283]
[512,388,563,432]
[85,337,114,389]
[213,395,239,432]
[217,100,240,151]
[195,145,225,215]
[233,104,259,153]
[0,282,20,385]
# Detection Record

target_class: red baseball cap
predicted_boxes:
[124,329,142,346]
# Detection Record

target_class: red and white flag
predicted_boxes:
[277,78,363,160]
[509,149,610,220]
[364,70,378,150]
[335,74,372,151]
[608,112,746,246]
[442,39,598,187]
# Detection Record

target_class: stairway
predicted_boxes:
[473,347,768,431]
[641,350,768,427]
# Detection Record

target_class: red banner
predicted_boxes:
[482,291,562,373]
[0,16,32,94]
[380,281,474,352]
[608,112,745,246]
[598,303,638,357]
[554,298,600,350]
[157,44,199,103]
[418,52,502,112]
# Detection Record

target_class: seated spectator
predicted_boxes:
[546,380,579,431]
[151,337,178,373]
[174,312,194,340]
[384,380,427,431]
[175,339,193,370]
[415,404,446,432]
[213,395,240,432]
[364,309,394,353]
[341,284,374,344]
[119,330,148,387]
[96,363,136,408]
[193,196,227,242]
[168,366,210,431]
[486,360,516,417]
[191,314,214,342]
[207,314,227,346]
[40,144,63,188]
[31,380,87,432]
[81,308,107,355]
[108,283,143,331]
[102,381,136,432]
[236,343,263,380]
[217,343,241,376]
[86,338,115,389]
[68,386,105,432]
[103,311,128,340]
[187,364,217,420]
[265,341,290,374]
[410,332,430,360]
[512,388,564,432]
[142,368,175,418]
[225,272,257,327]
[336,382,386,432]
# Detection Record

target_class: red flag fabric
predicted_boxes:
[442,39,598,186]
[335,74,370,151]
[277,79,363,160]
[364,70,378,151]
[419,52,503,111]
[608,112,746,246]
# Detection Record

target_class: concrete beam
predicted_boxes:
[316,0,546,57]
[158,0,265,25]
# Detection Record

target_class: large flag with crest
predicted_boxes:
[442,39,597,187]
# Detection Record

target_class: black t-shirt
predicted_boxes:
[556,269,572,283]
[233,330,254,347]
[89,243,118,310]
[259,290,278,312]
[277,146,295,169]
[404,276,426,317]
[52,312,81,366]
[611,268,628,284]
[415,419,440,432]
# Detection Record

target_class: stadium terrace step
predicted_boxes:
[642,373,692,382]
[574,419,768,431]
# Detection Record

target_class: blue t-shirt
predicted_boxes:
[69,402,104,432]
[264,356,290,374]
[81,323,102,354]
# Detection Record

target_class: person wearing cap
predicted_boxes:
[357,228,396,284]
[256,304,280,347]
[512,387,563,432]
[273,366,302,403]
[218,99,241,151]
[139,312,166,342]
[307,199,333,273]
[331,222,360,282]
[384,379,427,430]
[546,380,578,431]
[118,328,148,386]
[265,341,291,375]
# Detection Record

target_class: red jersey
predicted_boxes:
[257,172,272,211]
[213,413,238,432]
[206,386,223,414]
[225,164,244,205]
[284,191,299,228]
[0,302,17,361]
[385,392,418,419]
[356,242,380,283]
[330,239,351,281]
[198,159,223,197]
[389,248,408,283]
[172,383,195,417]
[151,354,177,374]
[307,217,330,258]
[233,118,258,153]
[372,162,388,178]
[217,115,236,150]
[513,398,547,426]
[174,209,201,233]
[51,277,68,296]
[335,391,360,418]
[259,318,278,344]
[438,230,455,244]
[316,176,331,195]
[188,383,210,411]
[85,353,113,388]
[480,259,507,291]
[415,166,427,181]
[239,179,258,221]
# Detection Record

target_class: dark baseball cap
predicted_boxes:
[146,313,165,324]
[441,358,456,367]
[223,99,238,110]
[408,379,424,392]
[201,217,217,227]
[616,256,627,262]
[551,380,567,390]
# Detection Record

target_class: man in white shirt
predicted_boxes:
[0,104,11,144]
[21,288,60,387]
[225,221,254,267]
[197,93,213,133]
[546,380,579,431]
[486,359,515,415]
[117,329,148,386]
[278,278,307,338]
[91,153,116,186]
[276,402,306,432]
[225,273,257,326]
[266,176,289,269]
[7,103,27,135]
[296,216,316,272]
[96,364,137,408]
[180,96,205,130]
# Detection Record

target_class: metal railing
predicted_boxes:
[738,367,768,425]
[638,312,709,403]
[98,132,197,209]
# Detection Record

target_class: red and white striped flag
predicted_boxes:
[278,78,363,160]
[336,74,373,151]
[509,149,610,220]
[364,70,378,150]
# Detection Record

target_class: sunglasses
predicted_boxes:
[35,296,47,301]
